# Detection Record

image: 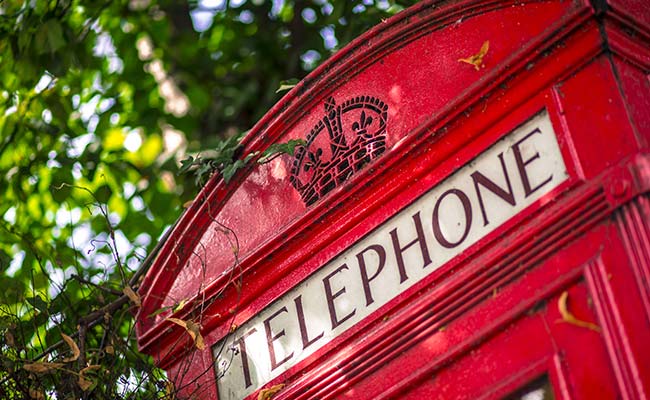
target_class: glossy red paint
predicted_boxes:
[135,0,650,399]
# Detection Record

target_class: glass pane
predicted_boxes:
[503,375,555,400]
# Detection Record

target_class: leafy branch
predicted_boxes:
[178,136,305,186]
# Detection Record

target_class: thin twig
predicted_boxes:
[29,217,177,362]
[72,274,122,296]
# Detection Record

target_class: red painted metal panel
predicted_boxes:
[134,0,650,399]
[606,0,650,34]
[153,0,586,318]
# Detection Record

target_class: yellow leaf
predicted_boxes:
[165,380,176,400]
[138,134,163,166]
[166,317,205,350]
[23,362,64,373]
[123,286,141,307]
[166,317,186,328]
[186,320,205,350]
[104,128,126,151]
[173,298,188,312]
[557,291,601,332]
[61,333,80,362]
[104,345,114,355]
[258,384,285,400]
[458,40,490,71]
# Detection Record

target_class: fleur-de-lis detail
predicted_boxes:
[289,95,388,206]
[353,111,373,135]
[304,148,323,172]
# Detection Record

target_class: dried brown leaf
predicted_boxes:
[104,345,114,355]
[258,383,285,400]
[28,388,45,400]
[558,291,601,332]
[185,320,205,350]
[78,365,101,391]
[78,375,93,391]
[80,365,101,373]
[5,331,15,347]
[458,40,490,71]
[166,317,205,350]
[61,333,80,362]
[23,362,64,373]
[123,286,141,307]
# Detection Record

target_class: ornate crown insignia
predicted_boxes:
[290,95,389,206]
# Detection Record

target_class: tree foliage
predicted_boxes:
[0,0,414,398]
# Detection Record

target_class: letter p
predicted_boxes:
[356,244,386,306]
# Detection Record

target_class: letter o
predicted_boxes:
[432,189,473,248]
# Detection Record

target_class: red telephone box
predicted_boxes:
[135,0,650,399]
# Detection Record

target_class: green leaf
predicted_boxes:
[51,183,71,203]
[27,295,49,313]
[37,20,67,54]
[95,185,113,203]
[18,31,32,53]
[178,156,195,175]
[0,250,12,272]
[195,161,214,186]
[221,159,246,183]
[284,139,306,156]
[260,139,306,161]
[276,78,299,93]
[147,305,173,318]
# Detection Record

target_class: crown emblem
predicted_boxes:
[290,95,388,206]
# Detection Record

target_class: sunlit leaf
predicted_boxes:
[275,78,299,93]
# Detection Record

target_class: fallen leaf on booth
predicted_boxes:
[459,40,490,71]
[557,291,601,332]
[258,383,285,400]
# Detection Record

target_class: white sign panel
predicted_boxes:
[213,110,567,398]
